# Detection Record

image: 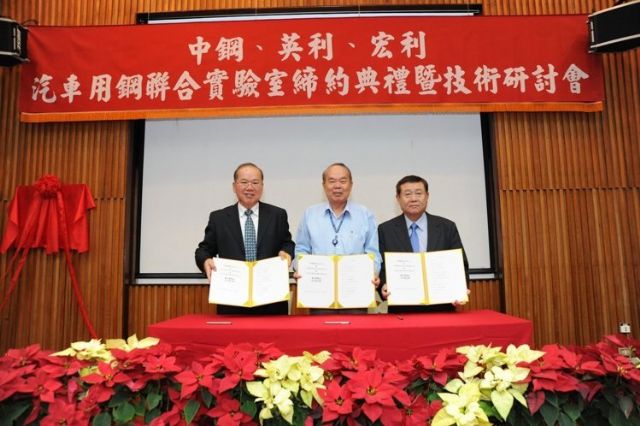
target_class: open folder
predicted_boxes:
[208,256,290,307]
[384,248,468,306]
[296,253,376,309]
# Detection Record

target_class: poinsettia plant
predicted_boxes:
[0,334,639,425]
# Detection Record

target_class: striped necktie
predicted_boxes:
[244,209,257,261]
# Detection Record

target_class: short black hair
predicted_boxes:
[396,175,429,195]
[234,163,264,181]
[322,163,352,183]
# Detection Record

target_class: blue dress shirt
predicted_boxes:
[295,201,382,274]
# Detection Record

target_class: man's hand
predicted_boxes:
[372,276,380,288]
[204,258,216,280]
[278,251,292,267]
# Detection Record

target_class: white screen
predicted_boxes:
[140,114,491,276]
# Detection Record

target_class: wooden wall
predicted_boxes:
[1,0,638,353]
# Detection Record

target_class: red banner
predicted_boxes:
[20,15,604,122]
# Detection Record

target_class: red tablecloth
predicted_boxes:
[147,310,532,361]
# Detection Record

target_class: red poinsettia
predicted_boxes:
[2,344,50,369]
[409,347,465,386]
[319,379,355,423]
[206,393,254,425]
[40,355,87,378]
[82,361,132,388]
[399,396,442,426]
[214,345,258,393]
[143,354,182,379]
[78,384,113,418]
[235,342,283,365]
[322,347,378,375]
[41,398,89,426]
[174,361,220,399]
[347,367,410,423]
[16,369,63,403]
[0,368,21,401]
[151,387,207,425]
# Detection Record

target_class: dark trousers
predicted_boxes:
[216,301,289,315]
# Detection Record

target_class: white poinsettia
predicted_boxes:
[52,338,113,362]
[432,381,491,426]
[247,352,327,424]
[105,334,159,351]
[434,344,543,423]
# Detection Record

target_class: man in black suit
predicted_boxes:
[195,163,295,315]
[378,175,469,313]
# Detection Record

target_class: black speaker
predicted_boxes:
[0,17,28,66]
[588,0,640,53]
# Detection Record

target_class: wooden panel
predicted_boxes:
[1,0,639,353]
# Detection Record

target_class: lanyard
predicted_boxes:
[329,211,346,246]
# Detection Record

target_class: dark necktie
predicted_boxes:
[244,209,257,261]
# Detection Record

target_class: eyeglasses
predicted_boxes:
[236,180,263,187]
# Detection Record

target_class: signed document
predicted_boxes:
[384,249,468,306]
[208,257,289,307]
[297,254,376,309]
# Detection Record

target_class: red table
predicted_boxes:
[147,310,533,361]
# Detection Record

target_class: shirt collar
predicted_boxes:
[324,200,351,218]
[238,202,259,217]
[404,212,427,230]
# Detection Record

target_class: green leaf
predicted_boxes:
[610,406,628,426]
[479,400,500,419]
[292,404,309,426]
[183,399,200,425]
[619,395,634,419]
[563,401,583,422]
[241,399,257,418]
[145,408,162,424]
[558,412,575,426]
[540,403,559,426]
[200,387,214,408]
[0,400,32,426]
[146,392,162,411]
[603,389,619,405]
[113,402,136,423]
[134,399,146,417]
[92,412,112,426]
[108,389,132,407]
[545,392,559,408]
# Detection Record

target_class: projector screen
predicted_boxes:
[139,114,492,278]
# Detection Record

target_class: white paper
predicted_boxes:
[251,256,290,306]
[425,249,468,304]
[297,255,335,308]
[336,254,375,308]
[384,252,426,305]
[208,258,250,306]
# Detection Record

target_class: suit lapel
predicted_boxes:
[257,204,272,247]
[393,215,413,252]
[426,213,440,251]
[226,204,245,256]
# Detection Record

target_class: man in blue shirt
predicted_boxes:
[295,163,381,313]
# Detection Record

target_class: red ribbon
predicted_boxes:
[0,175,97,338]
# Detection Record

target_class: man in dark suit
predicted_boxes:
[378,175,469,313]
[195,163,295,315]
